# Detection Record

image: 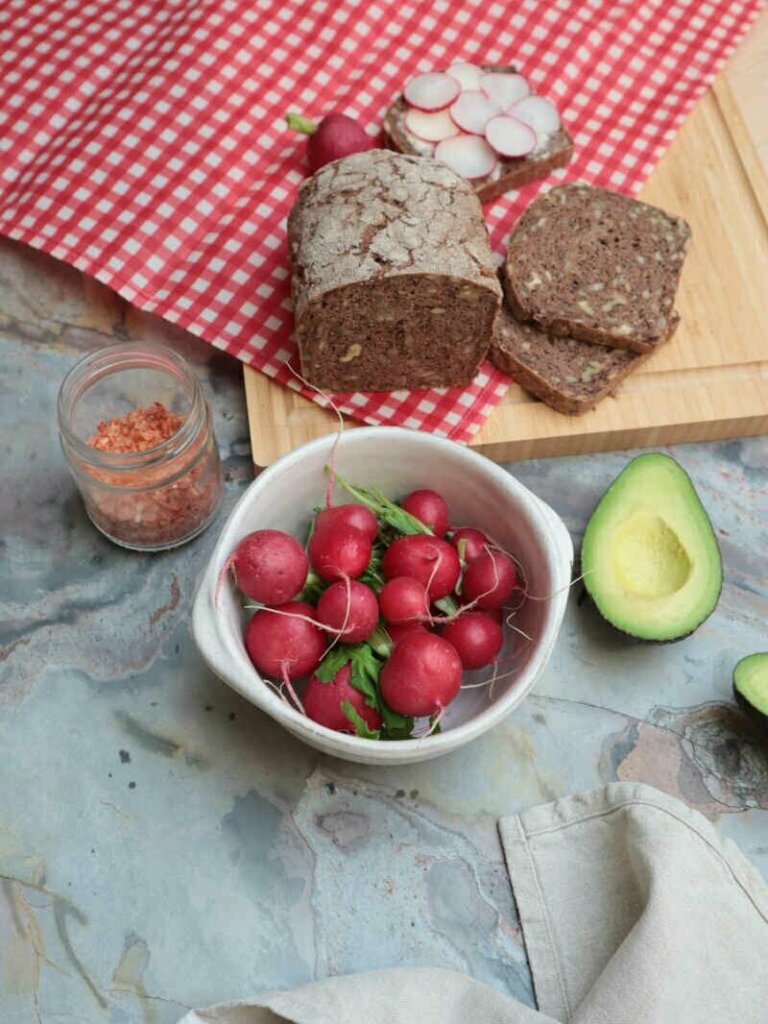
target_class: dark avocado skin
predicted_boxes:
[733,654,768,736]
[580,453,723,644]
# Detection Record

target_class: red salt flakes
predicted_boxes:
[88,401,185,453]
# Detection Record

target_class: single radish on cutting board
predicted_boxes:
[403,71,460,111]
[286,112,375,172]
[435,134,497,180]
[485,115,537,158]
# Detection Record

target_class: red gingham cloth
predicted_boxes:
[0,0,762,441]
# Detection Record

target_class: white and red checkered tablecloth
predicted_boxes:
[0,0,762,440]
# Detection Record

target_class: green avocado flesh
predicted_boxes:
[733,653,768,726]
[581,453,722,641]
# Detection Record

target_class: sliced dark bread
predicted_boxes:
[383,66,573,204]
[504,183,690,352]
[490,301,679,415]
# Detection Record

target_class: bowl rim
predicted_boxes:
[192,426,573,759]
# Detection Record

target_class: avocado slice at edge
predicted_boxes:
[581,452,723,642]
[733,653,768,733]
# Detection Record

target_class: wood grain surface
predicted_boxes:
[244,13,768,466]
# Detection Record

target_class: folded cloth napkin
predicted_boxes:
[178,782,768,1024]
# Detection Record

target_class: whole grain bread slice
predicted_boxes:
[383,66,573,203]
[490,300,679,415]
[504,182,690,352]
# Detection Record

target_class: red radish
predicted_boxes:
[479,72,530,111]
[449,90,499,134]
[379,577,430,624]
[435,134,497,180]
[485,115,536,158]
[314,503,378,543]
[245,601,325,680]
[400,488,449,536]
[446,62,482,90]
[285,112,375,173]
[380,632,463,717]
[404,107,459,143]
[228,529,308,605]
[442,612,503,669]
[308,524,372,582]
[510,95,561,134]
[304,663,383,733]
[387,621,430,645]
[404,71,460,112]
[450,527,489,564]
[382,535,460,600]
[462,550,517,609]
[316,579,379,642]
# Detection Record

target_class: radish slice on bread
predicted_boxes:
[435,134,497,179]
[449,90,500,135]
[479,72,530,111]
[485,115,536,158]
[510,95,561,134]
[404,72,460,112]
[404,107,460,142]
[446,62,483,90]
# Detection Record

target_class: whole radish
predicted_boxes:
[382,535,460,600]
[386,621,430,646]
[316,579,379,642]
[380,632,463,717]
[379,576,430,624]
[315,503,379,543]
[228,529,308,604]
[285,111,375,172]
[449,527,489,564]
[462,550,517,609]
[245,601,325,679]
[400,489,449,536]
[308,523,372,582]
[442,612,503,670]
[304,663,383,733]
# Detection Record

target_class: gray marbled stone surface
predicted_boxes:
[1,237,766,1024]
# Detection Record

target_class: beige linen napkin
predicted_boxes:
[179,783,768,1024]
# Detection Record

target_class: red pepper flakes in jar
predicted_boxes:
[58,345,223,552]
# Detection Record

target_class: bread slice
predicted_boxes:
[382,66,573,204]
[490,301,679,415]
[504,183,690,352]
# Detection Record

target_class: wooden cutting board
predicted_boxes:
[244,15,768,466]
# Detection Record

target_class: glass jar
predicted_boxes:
[57,342,223,552]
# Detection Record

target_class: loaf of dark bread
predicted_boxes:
[504,183,690,352]
[490,299,680,415]
[288,150,502,392]
[383,66,573,204]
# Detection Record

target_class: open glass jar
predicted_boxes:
[58,343,223,552]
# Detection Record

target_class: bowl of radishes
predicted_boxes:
[192,427,573,765]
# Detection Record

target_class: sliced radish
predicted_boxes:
[404,107,459,143]
[435,134,497,180]
[479,72,531,111]
[449,90,500,135]
[446,62,482,91]
[404,72,460,112]
[485,115,536,158]
[510,95,561,134]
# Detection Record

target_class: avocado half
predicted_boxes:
[581,453,722,641]
[733,653,768,733]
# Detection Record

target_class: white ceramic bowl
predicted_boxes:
[192,427,573,765]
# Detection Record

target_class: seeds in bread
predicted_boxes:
[504,183,690,351]
[490,301,679,415]
[288,150,502,393]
